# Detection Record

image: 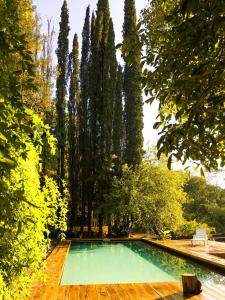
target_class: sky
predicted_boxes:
[33,0,159,149]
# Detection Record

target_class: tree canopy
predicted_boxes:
[109,161,187,235]
[140,0,225,171]
[184,177,225,233]
[123,0,144,168]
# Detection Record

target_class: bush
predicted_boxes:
[0,106,68,299]
[0,142,68,299]
[107,161,187,237]
[174,220,215,239]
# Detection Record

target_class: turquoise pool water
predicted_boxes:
[60,241,225,285]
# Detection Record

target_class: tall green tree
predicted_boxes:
[95,0,110,236]
[105,18,117,159]
[123,0,143,169]
[88,11,97,234]
[97,0,117,236]
[80,6,91,234]
[68,34,81,231]
[113,65,124,172]
[88,0,118,236]
[40,19,55,185]
[104,18,118,234]
[56,0,69,194]
[140,0,225,171]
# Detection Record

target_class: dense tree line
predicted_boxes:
[0,0,144,294]
[55,0,144,237]
[184,177,225,234]
[107,158,225,239]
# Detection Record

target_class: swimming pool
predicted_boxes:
[60,241,225,285]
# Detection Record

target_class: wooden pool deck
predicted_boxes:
[27,238,225,300]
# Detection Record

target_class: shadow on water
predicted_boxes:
[123,241,225,285]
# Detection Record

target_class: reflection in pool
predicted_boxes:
[60,241,225,285]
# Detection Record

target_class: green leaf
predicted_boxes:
[153,122,161,129]
[200,167,205,178]
[167,154,172,170]
[0,132,8,143]
[116,43,122,50]
[0,151,16,167]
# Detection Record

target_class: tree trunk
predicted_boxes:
[107,214,111,237]
[98,209,104,237]
[87,194,92,236]
[81,198,85,234]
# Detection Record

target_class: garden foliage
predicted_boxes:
[106,161,214,238]
[0,0,68,298]
[140,0,225,171]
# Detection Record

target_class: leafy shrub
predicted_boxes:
[160,230,172,240]
[0,104,68,299]
[174,220,215,239]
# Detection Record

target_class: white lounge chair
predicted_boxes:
[191,228,208,246]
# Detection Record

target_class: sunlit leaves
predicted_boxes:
[140,0,225,171]
[107,161,187,237]
[184,176,225,233]
[0,144,67,298]
[0,0,65,297]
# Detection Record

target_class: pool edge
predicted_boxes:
[141,238,225,274]
[57,240,72,285]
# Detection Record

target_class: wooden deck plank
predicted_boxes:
[130,283,159,299]
[151,282,181,299]
[121,283,139,299]
[67,285,80,300]
[142,283,164,299]
[113,284,131,300]
[55,286,66,300]
[78,285,88,300]
[104,285,121,300]
[150,282,206,299]
[86,285,98,300]
[41,285,58,300]
[202,283,225,300]
[95,284,110,299]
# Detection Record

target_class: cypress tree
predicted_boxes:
[89,12,97,235]
[105,18,117,159]
[96,0,112,236]
[56,0,70,194]
[104,18,117,235]
[113,65,124,171]
[80,6,91,234]
[68,34,81,231]
[89,0,118,236]
[89,5,104,236]
[123,0,143,169]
